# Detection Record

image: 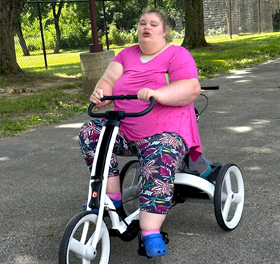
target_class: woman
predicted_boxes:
[79,8,208,257]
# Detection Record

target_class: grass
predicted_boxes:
[0,85,88,137]
[1,32,280,138]
[16,49,86,76]
[174,33,280,79]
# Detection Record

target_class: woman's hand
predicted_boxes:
[90,88,112,109]
[137,88,159,102]
[89,61,123,109]
[138,79,201,106]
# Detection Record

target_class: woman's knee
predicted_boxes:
[78,119,103,167]
[79,119,103,145]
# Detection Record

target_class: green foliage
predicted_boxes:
[19,0,186,51]
[20,2,92,51]
[168,29,185,40]
[101,22,138,46]
[206,27,228,36]
[59,4,92,49]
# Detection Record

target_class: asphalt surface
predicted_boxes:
[1,57,280,264]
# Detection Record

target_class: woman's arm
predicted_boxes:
[90,61,124,109]
[137,78,201,106]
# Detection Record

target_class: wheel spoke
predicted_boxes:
[82,259,91,264]
[222,198,232,221]
[221,191,228,202]
[120,161,142,216]
[132,169,141,185]
[123,187,134,198]
[80,221,90,244]
[87,225,107,247]
[224,173,232,194]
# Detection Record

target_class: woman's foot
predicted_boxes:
[142,233,167,257]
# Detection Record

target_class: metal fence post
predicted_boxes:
[37,2,48,70]
[102,0,109,50]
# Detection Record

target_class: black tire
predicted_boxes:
[214,163,244,231]
[119,160,141,217]
[59,211,110,264]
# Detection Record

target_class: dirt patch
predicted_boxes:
[0,78,83,98]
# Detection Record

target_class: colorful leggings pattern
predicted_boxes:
[79,118,188,214]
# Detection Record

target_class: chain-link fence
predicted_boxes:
[204,0,280,35]
[15,0,90,71]
[15,0,280,70]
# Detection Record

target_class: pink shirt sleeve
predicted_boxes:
[113,46,132,66]
[168,47,199,82]
[113,51,123,64]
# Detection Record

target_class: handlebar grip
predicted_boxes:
[201,86,219,90]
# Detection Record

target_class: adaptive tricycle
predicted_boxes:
[59,86,245,263]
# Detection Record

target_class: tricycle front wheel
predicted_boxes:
[59,211,110,264]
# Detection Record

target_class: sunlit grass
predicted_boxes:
[193,33,280,79]
[16,33,280,80]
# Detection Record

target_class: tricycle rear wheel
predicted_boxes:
[214,164,244,231]
[119,160,141,217]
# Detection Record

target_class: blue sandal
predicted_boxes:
[142,234,167,257]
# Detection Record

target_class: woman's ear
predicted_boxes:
[163,27,168,38]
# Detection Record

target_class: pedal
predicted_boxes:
[161,231,169,244]
[137,233,152,258]
[109,220,140,242]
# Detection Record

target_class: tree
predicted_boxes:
[52,2,63,53]
[181,0,208,49]
[222,0,233,38]
[24,1,64,53]
[0,0,26,75]
[15,19,30,56]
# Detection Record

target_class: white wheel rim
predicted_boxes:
[220,165,244,229]
[66,213,110,263]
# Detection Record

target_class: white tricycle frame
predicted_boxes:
[59,90,245,264]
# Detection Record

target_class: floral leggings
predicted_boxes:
[79,118,188,214]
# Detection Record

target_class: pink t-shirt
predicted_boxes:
[112,44,202,160]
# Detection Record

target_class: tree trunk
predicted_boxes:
[222,0,233,38]
[52,2,63,54]
[0,0,26,76]
[181,0,208,49]
[15,19,30,56]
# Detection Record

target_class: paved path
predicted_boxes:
[1,58,280,264]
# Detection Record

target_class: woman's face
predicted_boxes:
[138,13,167,45]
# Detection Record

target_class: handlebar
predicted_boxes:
[87,95,155,119]
[87,86,218,119]
[201,86,219,90]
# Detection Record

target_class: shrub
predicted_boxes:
[101,22,138,46]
